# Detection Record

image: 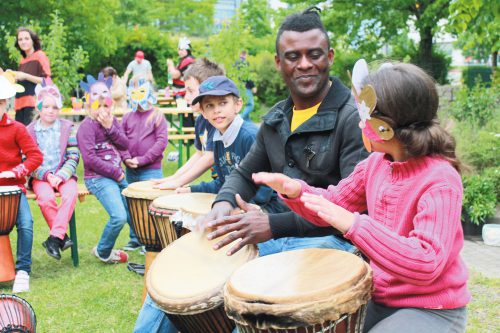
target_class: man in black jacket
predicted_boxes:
[202,7,368,256]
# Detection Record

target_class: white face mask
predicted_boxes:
[128,79,157,111]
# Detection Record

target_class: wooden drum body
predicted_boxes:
[0,186,22,283]
[147,231,258,333]
[122,181,174,252]
[224,249,373,333]
[149,193,216,249]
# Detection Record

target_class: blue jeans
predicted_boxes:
[257,235,356,257]
[240,88,254,121]
[15,193,33,274]
[126,168,163,184]
[134,235,355,333]
[133,294,177,333]
[85,177,137,258]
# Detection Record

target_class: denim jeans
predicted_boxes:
[15,193,34,274]
[133,294,177,333]
[240,88,254,121]
[257,235,356,257]
[84,177,136,258]
[126,168,163,184]
[363,300,467,333]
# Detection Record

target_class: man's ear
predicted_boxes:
[275,53,281,71]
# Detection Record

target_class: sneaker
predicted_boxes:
[139,246,146,255]
[61,234,74,251]
[122,241,142,251]
[92,247,128,264]
[12,270,30,293]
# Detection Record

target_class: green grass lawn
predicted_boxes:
[1,145,499,332]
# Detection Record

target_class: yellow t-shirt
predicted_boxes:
[291,102,321,132]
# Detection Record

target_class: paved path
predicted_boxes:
[461,238,500,279]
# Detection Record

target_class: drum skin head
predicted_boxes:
[224,249,373,329]
[147,231,258,314]
[122,180,174,200]
[151,193,216,217]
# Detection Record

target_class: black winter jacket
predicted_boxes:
[215,76,368,238]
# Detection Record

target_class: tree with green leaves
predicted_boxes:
[282,0,452,82]
[449,0,499,70]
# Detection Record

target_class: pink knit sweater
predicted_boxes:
[282,152,470,309]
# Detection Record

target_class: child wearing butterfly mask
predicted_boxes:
[120,79,168,251]
[77,73,131,264]
[253,61,470,333]
[26,79,79,261]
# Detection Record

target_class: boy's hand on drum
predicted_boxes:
[175,186,191,194]
[252,172,301,199]
[0,171,16,178]
[300,193,355,234]
[154,179,182,190]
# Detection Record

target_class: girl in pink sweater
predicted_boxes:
[254,61,469,333]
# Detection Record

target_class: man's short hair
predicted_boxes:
[275,6,330,55]
[184,58,225,84]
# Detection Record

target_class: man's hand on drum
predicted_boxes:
[175,186,191,194]
[252,172,302,199]
[205,194,272,256]
[124,158,139,169]
[300,193,354,234]
[0,171,16,179]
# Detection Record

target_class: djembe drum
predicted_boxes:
[147,231,258,333]
[0,294,37,333]
[0,186,22,283]
[149,193,216,248]
[224,249,373,333]
[121,181,174,302]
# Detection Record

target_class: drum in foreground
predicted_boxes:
[0,186,22,283]
[147,231,258,333]
[122,181,174,252]
[224,249,372,333]
[149,193,216,248]
[0,293,37,333]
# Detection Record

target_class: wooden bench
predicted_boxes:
[25,183,90,267]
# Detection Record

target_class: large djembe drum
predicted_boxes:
[224,249,372,333]
[0,186,22,283]
[121,181,175,302]
[147,231,258,333]
[0,294,37,333]
[149,193,216,248]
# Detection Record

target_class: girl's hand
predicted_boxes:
[0,171,16,179]
[300,193,355,233]
[47,173,63,189]
[97,108,113,129]
[175,186,191,194]
[117,173,125,182]
[252,172,302,199]
[124,158,139,169]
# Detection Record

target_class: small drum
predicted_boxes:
[224,249,373,333]
[0,293,37,333]
[147,231,258,333]
[0,186,22,283]
[149,193,216,249]
[122,181,174,252]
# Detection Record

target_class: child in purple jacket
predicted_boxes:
[121,78,168,251]
[77,74,130,264]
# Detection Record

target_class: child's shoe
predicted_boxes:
[92,247,128,264]
[12,270,30,293]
